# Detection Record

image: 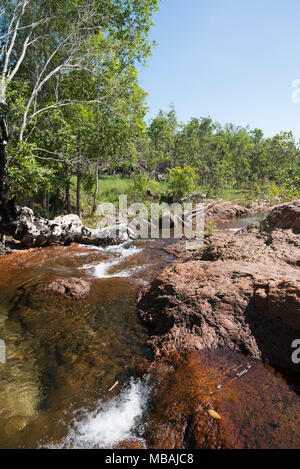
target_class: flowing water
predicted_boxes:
[0,216,299,449]
[0,239,173,448]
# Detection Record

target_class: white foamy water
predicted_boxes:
[52,379,149,449]
[83,244,143,279]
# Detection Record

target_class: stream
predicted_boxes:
[0,214,300,449]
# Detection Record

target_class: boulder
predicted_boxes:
[261,199,300,233]
[0,206,142,248]
[44,278,91,299]
[205,201,250,221]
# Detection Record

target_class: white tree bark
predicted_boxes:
[0,0,122,138]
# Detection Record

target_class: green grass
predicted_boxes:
[70,175,168,227]
[69,175,264,228]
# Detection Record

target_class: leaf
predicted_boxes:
[208,409,222,420]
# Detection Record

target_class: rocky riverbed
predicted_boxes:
[138,200,300,367]
[0,200,299,449]
[136,200,300,448]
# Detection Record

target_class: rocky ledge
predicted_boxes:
[138,199,300,371]
[204,198,270,222]
[0,206,140,249]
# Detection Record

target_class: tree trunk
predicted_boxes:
[92,161,99,214]
[65,183,71,213]
[42,190,49,218]
[0,116,10,217]
[76,133,82,218]
[77,170,82,218]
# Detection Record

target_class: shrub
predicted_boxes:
[131,174,148,198]
[167,166,197,200]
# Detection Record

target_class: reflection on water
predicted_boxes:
[0,240,173,448]
[0,219,299,448]
[216,212,267,231]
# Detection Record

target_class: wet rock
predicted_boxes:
[144,350,300,449]
[114,440,146,449]
[135,359,152,377]
[138,201,300,371]
[44,278,91,299]
[144,352,232,449]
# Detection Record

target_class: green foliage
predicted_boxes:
[205,220,217,238]
[2,0,300,216]
[82,174,95,193]
[8,142,51,200]
[167,166,197,200]
[1,0,159,212]
[131,173,148,198]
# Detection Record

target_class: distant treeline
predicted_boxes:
[1,2,299,219]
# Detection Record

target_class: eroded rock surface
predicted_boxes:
[0,206,137,248]
[205,200,251,221]
[261,199,300,233]
[138,200,300,371]
[44,278,91,299]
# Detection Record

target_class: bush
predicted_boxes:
[167,166,197,200]
[131,174,148,198]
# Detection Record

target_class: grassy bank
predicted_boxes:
[67,175,259,227]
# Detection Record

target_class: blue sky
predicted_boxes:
[139,0,300,139]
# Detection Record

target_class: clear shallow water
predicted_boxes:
[0,216,300,449]
[216,212,267,231]
[0,239,173,448]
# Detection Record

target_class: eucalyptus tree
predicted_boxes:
[0,0,159,216]
[147,107,178,176]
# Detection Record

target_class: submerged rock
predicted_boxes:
[143,349,300,449]
[44,278,91,299]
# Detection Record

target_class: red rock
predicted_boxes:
[138,201,300,371]
[144,350,300,449]
[114,440,146,449]
[44,278,91,299]
[135,359,151,377]
[205,201,250,221]
[261,199,300,233]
